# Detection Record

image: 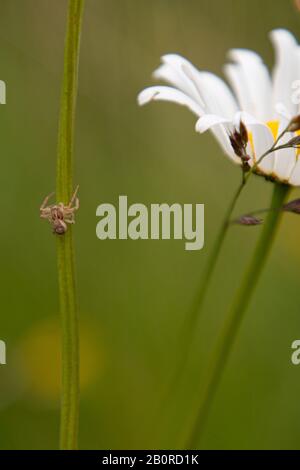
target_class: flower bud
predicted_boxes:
[288,135,300,147]
[229,122,249,163]
[287,115,300,133]
[278,135,300,149]
[283,199,300,214]
[235,216,262,226]
[239,121,248,145]
[229,135,243,157]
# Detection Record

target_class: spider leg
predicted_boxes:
[65,201,79,214]
[74,197,79,211]
[64,207,74,215]
[65,212,75,223]
[68,185,79,208]
[40,192,55,210]
[40,207,51,219]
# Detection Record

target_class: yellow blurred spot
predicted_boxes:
[17,317,103,403]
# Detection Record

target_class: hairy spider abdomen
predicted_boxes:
[54,222,67,235]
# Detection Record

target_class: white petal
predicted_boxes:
[224,64,250,114]
[137,86,203,116]
[153,64,190,93]
[195,114,231,133]
[273,143,296,182]
[273,117,297,181]
[195,115,239,162]
[182,65,238,118]
[294,47,300,113]
[153,55,204,106]
[225,49,272,121]
[270,29,298,116]
[210,124,241,163]
[249,124,275,174]
[275,102,292,121]
[237,111,265,126]
[195,114,240,162]
[288,158,300,186]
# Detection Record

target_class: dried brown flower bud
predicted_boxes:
[287,115,300,133]
[235,215,263,226]
[232,130,243,147]
[277,135,300,150]
[229,134,243,157]
[229,121,250,170]
[283,199,300,214]
[239,121,248,145]
[288,135,300,147]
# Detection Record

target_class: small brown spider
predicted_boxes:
[40,186,80,235]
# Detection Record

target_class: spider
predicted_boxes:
[40,186,79,235]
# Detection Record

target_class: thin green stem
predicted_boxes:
[184,129,287,342]
[187,182,290,448]
[166,180,245,396]
[56,0,85,450]
[187,180,245,330]
[169,133,291,399]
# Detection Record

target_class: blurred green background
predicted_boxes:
[0,0,300,450]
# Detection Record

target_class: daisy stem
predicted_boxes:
[187,182,290,448]
[56,0,85,450]
[164,177,247,395]
[186,130,286,334]
[187,180,245,329]
[167,179,246,393]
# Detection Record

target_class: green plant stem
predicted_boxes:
[187,182,290,448]
[184,135,287,344]
[187,180,245,329]
[165,179,245,398]
[190,135,285,323]
[56,0,85,450]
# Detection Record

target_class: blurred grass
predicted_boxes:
[0,0,300,449]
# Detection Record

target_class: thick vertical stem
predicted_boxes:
[187,183,290,448]
[56,0,85,450]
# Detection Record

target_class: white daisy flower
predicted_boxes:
[138,29,300,186]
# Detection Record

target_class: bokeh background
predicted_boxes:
[0,0,300,450]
